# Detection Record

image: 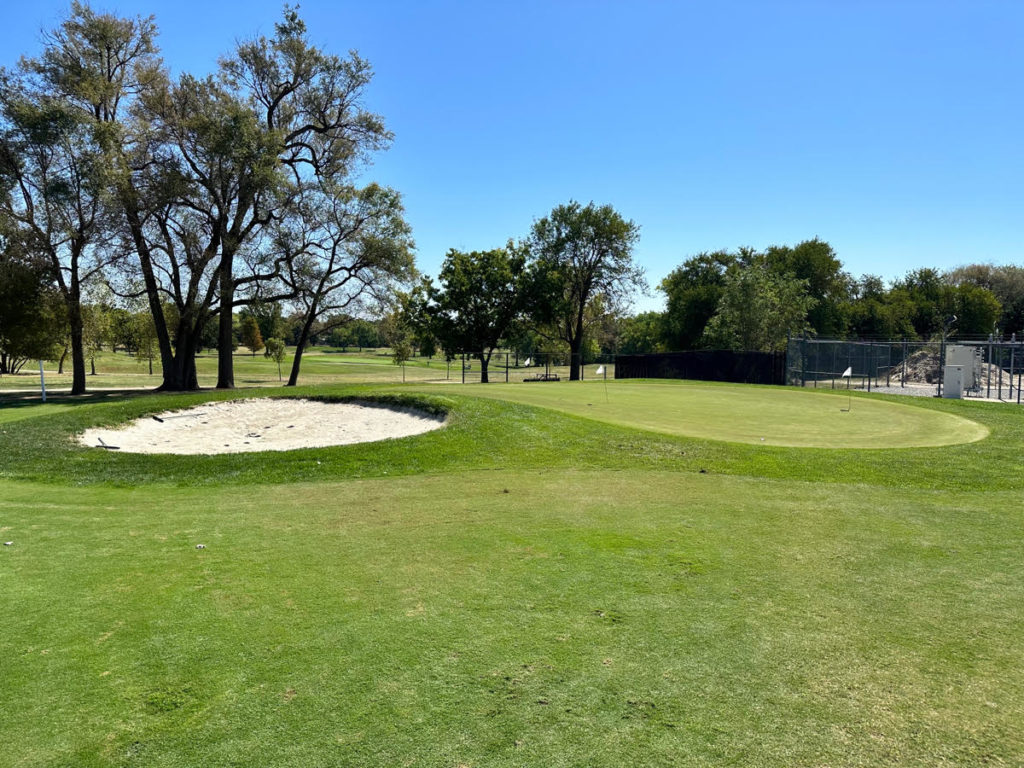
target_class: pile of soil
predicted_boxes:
[886,348,1019,389]
[889,348,941,384]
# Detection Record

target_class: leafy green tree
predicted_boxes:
[702,259,815,352]
[0,243,64,374]
[764,238,851,337]
[241,302,285,348]
[0,56,116,393]
[81,302,110,375]
[424,246,530,383]
[946,264,1024,336]
[240,315,264,356]
[618,312,666,354]
[529,201,644,380]
[132,310,158,375]
[947,283,1001,337]
[845,274,915,339]
[263,337,286,381]
[280,181,414,386]
[890,268,946,338]
[659,250,735,349]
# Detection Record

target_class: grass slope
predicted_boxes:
[1,381,1022,766]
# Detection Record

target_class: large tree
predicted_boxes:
[0,62,116,394]
[529,201,644,380]
[764,238,851,338]
[279,181,414,386]
[659,250,736,350]
[946,263,1024,336]
[702,258,816,352]
[424,245,530,383]
[0,229,65,374]
[26,4,396,391]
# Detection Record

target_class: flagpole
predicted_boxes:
[840,366,852,412]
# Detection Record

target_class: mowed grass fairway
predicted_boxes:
[1,381,1023,766]
[444,380,989,448]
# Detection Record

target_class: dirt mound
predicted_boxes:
[886,348,1018,390]
[891,348,941,384]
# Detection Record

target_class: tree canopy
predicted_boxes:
[529,201,643,380]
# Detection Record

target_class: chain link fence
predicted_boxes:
[786,336,1024,402]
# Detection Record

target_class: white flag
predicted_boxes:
[523,357,532,367]
[841,366,853,378]
[595,365,605,375]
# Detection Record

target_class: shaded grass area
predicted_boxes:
[0,384,1022,492]
[2,471,1021,767]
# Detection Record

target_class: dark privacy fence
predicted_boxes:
[614,350,786,385]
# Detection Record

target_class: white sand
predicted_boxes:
[78,399,445,455]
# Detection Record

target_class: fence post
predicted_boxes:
[987,334,993,398]
[506,352,509,383]
[1009,337,1015,400]
[998,342,1004,400]
[800,334,807,388]
[938,335,944,397]
[461,353,465,385]
[868,342,876,391]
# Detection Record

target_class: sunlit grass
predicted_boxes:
[1,379,1022,765]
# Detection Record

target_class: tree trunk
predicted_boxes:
[478,352,490,384]
[123,198,175,384]
[157,315,203,391]
[568,339,584,381]
[286,312,317,387]
[67,299,87,395]
[160,332,200,391]
[216,251,235,389]
[58,346,68,374]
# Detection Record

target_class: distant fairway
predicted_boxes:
[433,379,988,448]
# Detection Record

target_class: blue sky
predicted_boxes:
[3,1,1022,312]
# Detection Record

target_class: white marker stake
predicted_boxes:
[39,360,46,403]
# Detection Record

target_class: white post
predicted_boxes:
[39,360,46,403]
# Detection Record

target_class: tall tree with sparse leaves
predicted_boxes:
[529,201,644,380]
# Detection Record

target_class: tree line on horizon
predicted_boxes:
[620,241,1021,356]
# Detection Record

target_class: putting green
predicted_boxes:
[437,380,988,448]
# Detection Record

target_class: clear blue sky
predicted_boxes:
[3,0,1022,312]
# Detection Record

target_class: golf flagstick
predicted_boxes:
[596,365,608,403]
[840,366,853,412]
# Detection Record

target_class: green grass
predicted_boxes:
[440,379,988,447]
[1,379,1023,766]
[0,348,449,392]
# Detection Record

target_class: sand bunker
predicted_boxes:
[78,399,445,455]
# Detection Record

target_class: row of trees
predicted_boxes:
[407,201,644,382]
[639,240,1014,354]
[0,3,414,393]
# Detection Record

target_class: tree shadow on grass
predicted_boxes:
[0,388,192,411]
